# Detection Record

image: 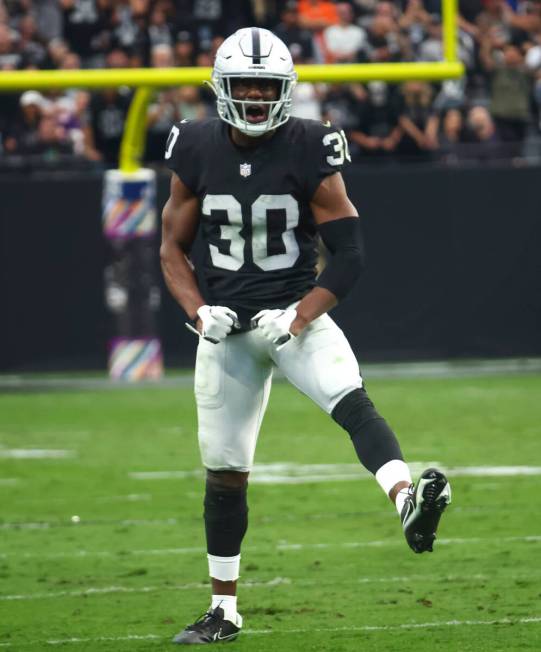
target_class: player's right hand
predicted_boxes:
[185,305,240,344]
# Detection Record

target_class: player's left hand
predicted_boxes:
[251,308,297,348]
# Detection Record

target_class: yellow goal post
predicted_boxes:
[0,0,462,171]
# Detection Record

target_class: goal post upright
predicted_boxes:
[0,0,462,379]
[443,0,459,64]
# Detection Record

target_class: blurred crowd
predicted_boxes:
[1,0,541,169]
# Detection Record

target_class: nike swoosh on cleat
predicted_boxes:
[213,628,239,641]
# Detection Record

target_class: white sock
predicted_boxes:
[394,487,411,516]
[374,460,412,515]
[211,594,238,623]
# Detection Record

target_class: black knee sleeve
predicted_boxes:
[204,481,248,557]
[332,387,404,474]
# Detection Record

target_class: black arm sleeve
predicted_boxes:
[316,217,365,301]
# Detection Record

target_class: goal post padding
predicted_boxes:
[103,169,163,380]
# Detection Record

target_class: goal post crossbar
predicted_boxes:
[0,61,463,91]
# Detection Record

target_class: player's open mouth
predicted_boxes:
[245,104,268,124]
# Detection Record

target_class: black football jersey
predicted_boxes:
[164,116,350,326]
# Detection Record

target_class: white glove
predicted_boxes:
[252,308,297,348]
[185,305,239,344]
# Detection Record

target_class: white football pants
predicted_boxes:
[194,312,363,471]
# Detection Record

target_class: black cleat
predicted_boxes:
[172,606,242,645]
[401,468,451,553]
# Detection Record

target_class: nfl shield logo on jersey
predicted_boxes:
[240,162,251,178]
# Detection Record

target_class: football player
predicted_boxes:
[161,27,451,645]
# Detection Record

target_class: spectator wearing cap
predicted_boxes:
[3,91,46,154]
[322,2,367,63]
[274,2,316,63]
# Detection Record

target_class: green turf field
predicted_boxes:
[1,373,540,651]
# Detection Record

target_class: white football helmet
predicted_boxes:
[210,27,297,137]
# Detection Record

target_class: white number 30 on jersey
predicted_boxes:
[323,130,351,166]
[203,194,299,272]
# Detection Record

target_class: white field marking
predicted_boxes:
[0,634,162,647]
[129,463,541,484]
[0,478,19,486]
[1,503,503,531]
[274,535,541,551]
[245,616,541,635]
[0,616,540,647]
[156,426,185,435]
[0,577,292,601]
[0,521,51,531]
[0,573,521,602]
[95,493,151,503]
[0,448,75,459]
[2,493,153,508]
[0,430,90,437]
[0,516,181,531]
[1,535,540,563]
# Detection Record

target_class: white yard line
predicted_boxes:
[0,616,540,647]
[0,517,180,531]
[0,634,162,647]
[1,534,540,562]
[0,449,75,459]
[0,577,292,601]
[2,566,541,602]
[128,463,541,484]
[95,493,151,504]
[245,616,541,634]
